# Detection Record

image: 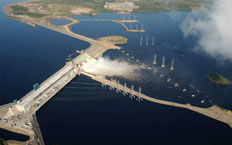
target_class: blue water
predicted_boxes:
[0,129,29,141]
[1,1,232,145]
[50,19,72,26]
[70,12,232,109]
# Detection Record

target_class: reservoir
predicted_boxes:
[1,0,232,145]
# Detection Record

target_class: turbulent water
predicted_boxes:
[82,56,141,80]
[1,0,232,145]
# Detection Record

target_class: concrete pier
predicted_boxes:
[82,72,232,128]
[0,14,123,144]
[170,59,174,71]
[2,6,232,145]
[161,56,166,68]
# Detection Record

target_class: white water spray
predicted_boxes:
[82,57,141,80]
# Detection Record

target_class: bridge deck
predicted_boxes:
[20,64,73,108]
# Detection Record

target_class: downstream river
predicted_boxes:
[1,0,232,144]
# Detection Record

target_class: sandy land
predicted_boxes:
[97,36,128,45]
[70,7,94,15]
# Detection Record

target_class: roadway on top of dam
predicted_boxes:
[1,9,232,145]
[0,12,121,144]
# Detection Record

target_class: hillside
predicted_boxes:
[5,0,212,19]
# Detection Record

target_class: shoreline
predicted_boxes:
[82,72,232,128]
[1,1,232,144]
[3,0,232,128]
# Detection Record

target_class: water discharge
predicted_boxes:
[82,57,141,80]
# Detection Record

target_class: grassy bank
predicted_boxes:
[32,0,211,14]
[0,138,7,145]
[11,5,47,18]
[208,72,231,86]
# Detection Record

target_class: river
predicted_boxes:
[0,0,232,144]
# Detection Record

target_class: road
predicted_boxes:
[1,7,232,145]
[82,71,232,128]
[0,12,121,145]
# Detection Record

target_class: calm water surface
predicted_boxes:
[50,19,72,26]
[0,0,232,145]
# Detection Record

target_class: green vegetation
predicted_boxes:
[44,0,211,13]
[213,105,231,112]
[134,0,199,12]
[208,72,231,86]
[7,0,213,20]
[11,5,29,12]
[46,0,115,12]
[0,138,7,145]
[11,5,29,15]
[11,5,47,18]
[9,0,212,19]
[219,107,230,112]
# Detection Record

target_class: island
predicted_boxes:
[208,72,231,86]
[97,36,128,45]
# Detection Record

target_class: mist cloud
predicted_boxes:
[181,0,232,60]
[82,57,141,80]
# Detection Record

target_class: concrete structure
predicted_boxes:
[161,56,166,68]
[82,72,232,129]
[1,8,232,145]
[170,59,174,71]
[0,15,121,144]
[78,19,145,33]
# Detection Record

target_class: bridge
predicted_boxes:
[1,8,232,145]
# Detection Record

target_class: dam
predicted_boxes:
[1,6,232,145]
